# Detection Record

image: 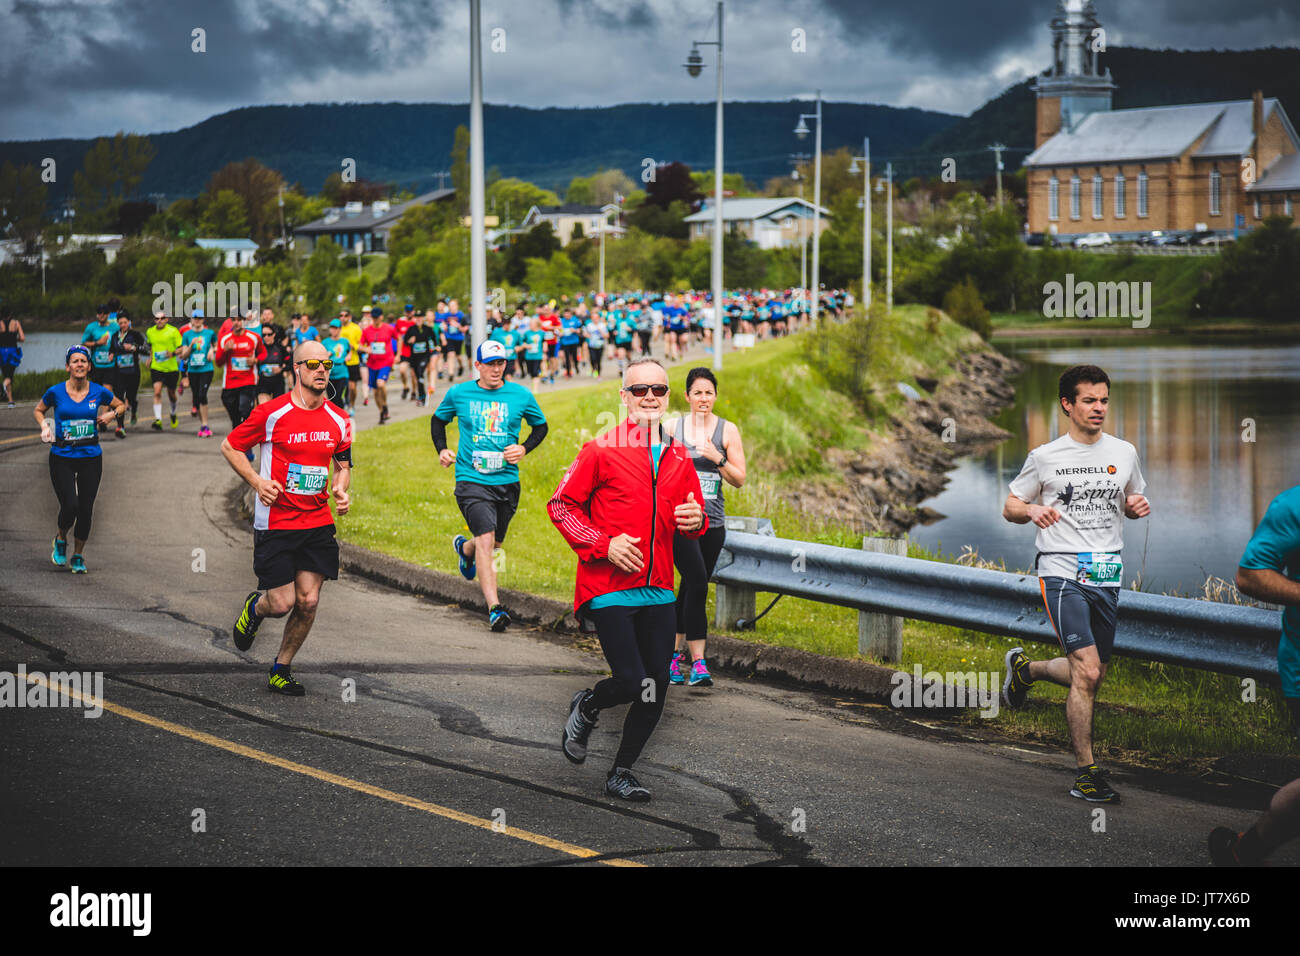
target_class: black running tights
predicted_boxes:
[674,526,727,642]
[587,602,675,770]
[49,454,102,542]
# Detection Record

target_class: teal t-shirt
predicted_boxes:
[324,336,351,378]
[589,442,670,609]
[522,330,545,360]
[182,328,216,372]
[434,380,546,485]
[82,321,116,368]
[1240,486,1300,693]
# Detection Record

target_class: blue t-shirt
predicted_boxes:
[1240,486,1300,655]
[43,382,115,458]
[434,380,546,485]
[522,330,545,360]
[444,312,466,341]
[82,321,116,368]
[560,317,582,346]
[324,337,351,378]
[292,326,320,346]
[182,328,216,372]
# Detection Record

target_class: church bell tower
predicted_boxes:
[1033,0,1116,147]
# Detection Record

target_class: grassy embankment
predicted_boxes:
[342,304,1296,769]
[990,252,1300,335]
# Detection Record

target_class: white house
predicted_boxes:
[682,197,831,249]
[195,238,260,268]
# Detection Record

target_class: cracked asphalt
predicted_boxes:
[2,389,1295,867]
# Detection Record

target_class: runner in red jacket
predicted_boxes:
[549,358,705,802]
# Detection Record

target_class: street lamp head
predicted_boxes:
[793,117,810,139]
[875,179,885,194]
[848,160,860,175]
[790,168,800,181]
[857,197,865,209]
[684,47,704,77]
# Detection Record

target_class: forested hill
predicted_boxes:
[0,100,957,202]
[921,46,1300,178]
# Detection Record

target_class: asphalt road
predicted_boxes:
[1,364,1295,868]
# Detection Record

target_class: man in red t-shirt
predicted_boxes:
[214,312,267,439]
[539,306,561,383]
[222,340,352,696]
[394,305,416,403]
[359,307,400,425]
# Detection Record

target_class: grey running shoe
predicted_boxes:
[562,689,597,764]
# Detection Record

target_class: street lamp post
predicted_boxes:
[794,91,823,325]
[875,162,894,311]
[468,0,488,358]
[849,138,871,312]
[685,0,724,369]
[791,170,807,309]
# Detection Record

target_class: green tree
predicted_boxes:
[198,190,250,237]
[942,275,991,338]
[302,238,347,316]
[566,168,635,206]
[0,162,48,250]
[1196,217,1300,320]
[488,177,560,227]
[504,222,560,285]
[72,133,156,220]
[450,124,471,215]
[205,158,284,245]
[523,252,581,299]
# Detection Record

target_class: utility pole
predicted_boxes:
[278,185,287,248]
[468,0,488,358]
[988,144,1006,208]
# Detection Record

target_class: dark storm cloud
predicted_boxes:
[554,0,657,31]
[819,0,1045,68]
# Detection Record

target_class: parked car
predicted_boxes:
[1135,231,1164,246]
[1024,233,1046,247]
[1074,232,1113,248]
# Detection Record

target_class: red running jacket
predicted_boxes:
[549,418,708,613]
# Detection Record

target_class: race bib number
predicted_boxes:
[1077,552,1122,586]
[62,418,96,442]
[231,356,251,371]
[472,450,505,474]
[93,347,111,365]
[370,341,386,355]
[259,364,277,377]
[697,471,721,500]
[285,463,329,495]
[155,350,170,361]
[412,341,427,354]
[116,354,134,368]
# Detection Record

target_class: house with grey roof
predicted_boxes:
[293,188,456,253]
[519,203,623,246]
[195,238,259,268]
[682,197,830,249]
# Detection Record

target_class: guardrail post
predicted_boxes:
[859,534,907,661]
[714,516,766,630]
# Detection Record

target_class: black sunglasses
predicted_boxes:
[622,384,669,397]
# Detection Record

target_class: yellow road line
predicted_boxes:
[24,672,641,867]
[0,433,40,446]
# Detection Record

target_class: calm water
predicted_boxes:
[11,331,99,373]
[908,336,1300,595]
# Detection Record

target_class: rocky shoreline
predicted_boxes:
[783,348,1024,537]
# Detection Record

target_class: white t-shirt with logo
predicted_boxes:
[1008,432,1147,587]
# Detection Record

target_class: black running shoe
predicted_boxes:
[268,664,305,696]
[562,689,597,763]
[1208,827,1243,866]
[233,591,262,651]
[1070,765,1120,803]
[605,767,651,802]
[1002,647,1034,709]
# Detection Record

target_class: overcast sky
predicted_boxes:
[2,0,1297,142]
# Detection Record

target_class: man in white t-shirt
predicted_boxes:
[1000,364,1150,804]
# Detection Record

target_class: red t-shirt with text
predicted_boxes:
[216,330,267,390]
[361,323,399,369]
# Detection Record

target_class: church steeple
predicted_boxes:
[1033,0,1116,147]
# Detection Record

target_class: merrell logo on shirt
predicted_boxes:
[1054,466,1112,476]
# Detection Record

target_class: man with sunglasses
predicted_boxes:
[224,341,352,696]
[431,340,548,632]
[550,358,706,802]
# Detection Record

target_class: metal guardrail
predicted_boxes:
[714,532,1281,682]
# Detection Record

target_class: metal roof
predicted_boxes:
[682,197,830,223]
[295,188,455,235]
[195,238,258,250]
[1248,151,1300,193]
[1025,98,1293,167]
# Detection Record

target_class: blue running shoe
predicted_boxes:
[668,652,685,685]
[489,604,510,632]
[453,534,476,581]
[70,554,87,574]
[688,658,713,687]
[51,537,68,567]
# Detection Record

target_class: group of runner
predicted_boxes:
[28,304,1299,860]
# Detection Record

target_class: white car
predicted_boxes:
[1074,232,1113,248]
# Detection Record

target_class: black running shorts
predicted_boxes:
[454,481,520,542]
[1039,576,1119,663]
[150,369,179,389]
[253,523,339,590]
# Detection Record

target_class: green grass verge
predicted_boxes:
[11,368,73,402]
[341,305,1295,770]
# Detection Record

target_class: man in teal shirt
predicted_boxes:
[323,320,352,409]
[430,340,547,632]
[82,305,118,391]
